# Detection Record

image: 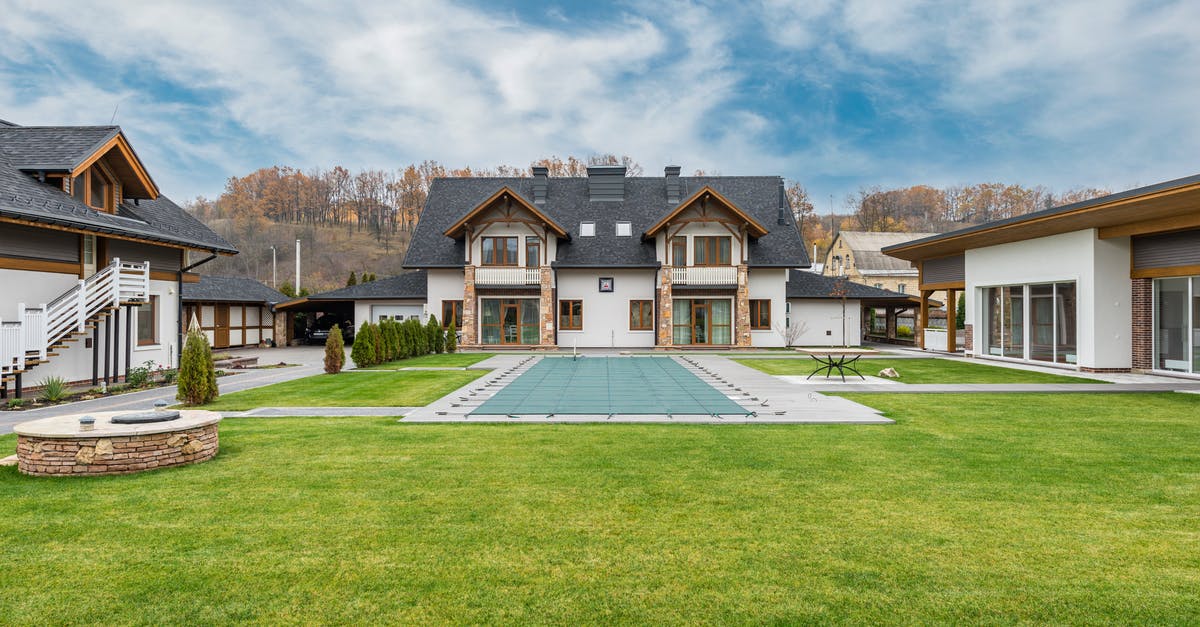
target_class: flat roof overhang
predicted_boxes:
[884,175,1200,261]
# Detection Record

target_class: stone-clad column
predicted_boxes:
[539,267,555,347]
[657,267,673,347]
[461,266,477,347]
[734,264,751,347]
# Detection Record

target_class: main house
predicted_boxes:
[883,172,1200,375]
[0,119,235,396]
[402,165,811,349]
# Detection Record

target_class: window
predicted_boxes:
[481,236,518,265]
[580,222,595,237]
[874,283,883,289]
[615,221,632,237]
[71,167,114,212]
[897,283,906,294]
[749,299,771,330]
[693,236,731,266]
[442,300,463,328]
[136,296,158,346]
[630,300,653,330]
[671,237,687,266]
[559,300,582,330]
[525,237,541,268]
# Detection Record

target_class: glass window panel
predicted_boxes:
[672,238,687,266]
[718,238,731,265]
[90,169,109,209]
[673,299,691,344]
[1155,278,1189,371]
[1029,284,1055,362]
[481,299,500,324]
[1055,283,1077,364]
[711,299,732,345]
[506,238,518,265]
[1003,286,1024,359]
[1193,278,1200,373]
[525,238,540,267]
[136,296,157,345]
[984,287,1003,356]
[482,239,495,265]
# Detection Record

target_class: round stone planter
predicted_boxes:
[14,410,221,477]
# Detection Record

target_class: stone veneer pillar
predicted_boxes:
[734,264,751,347]
[657,267,673,347]
[461,266,478,347]
[539,267,555,347]
[1131,277,1153,370]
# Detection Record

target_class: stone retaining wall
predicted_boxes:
[16,423,219,477]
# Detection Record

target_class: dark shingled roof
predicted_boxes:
[0,125,120,171]
[0,124,236,254]
[786,270,915,300]
[182,276,288,305]
[305,270,428,301]
[403,176,810,269]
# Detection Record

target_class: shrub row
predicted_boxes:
[350,315,453,368]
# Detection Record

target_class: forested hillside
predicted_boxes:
[186,156,1111,292]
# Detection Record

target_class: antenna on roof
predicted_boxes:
[109,103,120,124]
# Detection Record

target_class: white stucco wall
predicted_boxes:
[0,269,179,387]
[426,268,465,323]
[747,268,787,347]
[555,268,657,348]
[786,299,863,347]
[964,228,1131,370]
[353,300,427,326]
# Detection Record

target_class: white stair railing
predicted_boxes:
[1,258,150,379]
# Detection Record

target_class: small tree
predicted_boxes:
[408,319,428,356]
[279,281,296,298]
[324,324,345,374]
[346,271,358,287]
[370,322,386,364]
[385,320,401,361]
[445,312,457,353]
[955,294,966,329]
[426,314,444,354]
[351,320,375,368]
[177,329,218,405]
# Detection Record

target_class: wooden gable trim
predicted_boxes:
[70,132,159,199]
[644,186,769,238]
[443,187,568,239]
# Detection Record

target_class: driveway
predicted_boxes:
[0,346,339,435]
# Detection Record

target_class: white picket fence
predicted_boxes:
[0,258,150,378]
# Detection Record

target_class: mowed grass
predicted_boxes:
[195,370,487,410]
[738,356,1105,383]
[2,392,1199,623]
[362,352,495,369]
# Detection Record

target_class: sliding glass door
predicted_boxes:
[480,298,540,345]
[672,299,732,345]
[983,282,1076,364]
[1154,278,1193,373]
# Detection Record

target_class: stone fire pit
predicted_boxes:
[14,407,220,477]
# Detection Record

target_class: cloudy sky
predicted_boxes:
[1,0,1197,210]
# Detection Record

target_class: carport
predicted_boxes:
[273,271,428,345]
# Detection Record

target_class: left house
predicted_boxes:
[0,119,236,396]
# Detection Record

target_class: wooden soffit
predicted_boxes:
[644,185,769,238]
[885,177,1200,262]
[71,132,159,199]
[443,186,568,239]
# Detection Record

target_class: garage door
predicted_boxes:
[371,304,424,323]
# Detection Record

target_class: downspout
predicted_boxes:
[178,251,219,367]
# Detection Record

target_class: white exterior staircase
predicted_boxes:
[0,258,150,388]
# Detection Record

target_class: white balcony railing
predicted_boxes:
[671,266,738,286]
[475,266,541,286]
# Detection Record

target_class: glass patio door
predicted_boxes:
[1155,278,1190,372]
[502,303,519,344]
[672,299,733,345]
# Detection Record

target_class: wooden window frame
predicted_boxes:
[749,299,771,330]
[671,237,687,267]
[73,166,116,213]
[525,236,541,268]
[137,295,159,346]
[629,300,653,330]
[559,299,583,330]
[481,236,519,266]
[693,236,732,266]
[442,300,463,328]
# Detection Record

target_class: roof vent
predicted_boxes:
[587,165,626,202]
[665,165,682,204]
[531,166,548,204]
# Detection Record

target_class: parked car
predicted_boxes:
[305,316,354,345]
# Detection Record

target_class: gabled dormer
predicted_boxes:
[0,125,158,214]
[443,185,568,285]
[644,184,769,284]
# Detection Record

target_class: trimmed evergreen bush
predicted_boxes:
[426,314,444,354]
[370,322,385,364]
[408,319,428,356]
[324,324,345,374]
[177,329,218,405]
[386,320,401,361]
[351,321,375,368]
[445,313,457,353]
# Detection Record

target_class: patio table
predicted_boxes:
[796,348,879,382]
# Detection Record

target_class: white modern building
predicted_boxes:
[0,119,235,396]
[884,173,1200,375]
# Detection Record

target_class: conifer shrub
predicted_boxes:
[445,313,457,353]
[426,314,444,354]
[351,320,376,368]
[408,319,428,356]
[370,322,385,364]
[177,329,219,405]
[324,324,345,374]
[386,320,401,361]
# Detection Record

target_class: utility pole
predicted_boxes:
[295,239,301,293]
[270,246,277,289]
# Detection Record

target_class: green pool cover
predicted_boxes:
[471,356,750,416]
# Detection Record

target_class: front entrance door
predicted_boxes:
[692,301,710,345]
[214,304,230,348]
[502,303,519,344]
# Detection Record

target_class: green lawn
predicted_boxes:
[737,357,1105,383]
[2,393,1199,623]
[362,352,495,369]
[195,370,487,410]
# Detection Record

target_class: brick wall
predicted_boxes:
[963,323,974,357]
[1131,277,1153,370]
[17,423,218,477]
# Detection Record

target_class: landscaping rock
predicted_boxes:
[878,367,901,379]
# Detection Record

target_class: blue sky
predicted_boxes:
[2,0,1198,212]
